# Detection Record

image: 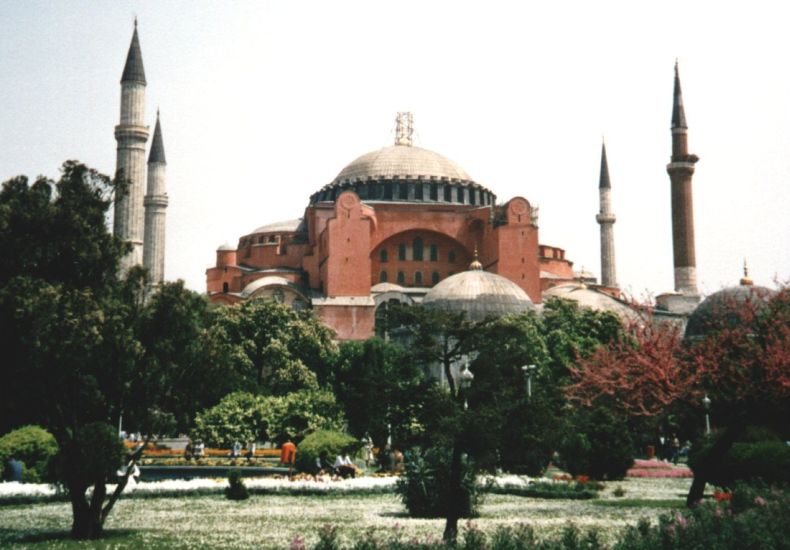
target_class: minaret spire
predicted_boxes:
[144,110,168,285]
[671,60,687,130]
[121,21,146,85]
[114,20,150,274]
[666,61,700,296]
[596,139,617,288]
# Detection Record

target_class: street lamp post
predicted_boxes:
[702,394,712,435]
[521,364,537,399]
[444,362,474,543]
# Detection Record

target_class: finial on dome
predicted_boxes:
[740,258,753,286]
[468,245,482,271]
[395,112,413,146]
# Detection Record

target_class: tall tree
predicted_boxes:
[202,299,337,395]
[0,162,214,538]
[567,289,790,505]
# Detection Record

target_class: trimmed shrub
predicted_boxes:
[395,447,480,518]
[296,430,358,474]
[688,437,790,487]
[558,406,634,480]
[54,422,124,490]
[225,469,249,500]
[0,425,58,483]
[488,480,599,500]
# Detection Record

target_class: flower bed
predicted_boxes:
[627,459,693,478]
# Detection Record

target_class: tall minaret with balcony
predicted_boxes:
[114,20,149,273]
[143,111,168,284]
[595,140,617,288]
[667,61,699,295]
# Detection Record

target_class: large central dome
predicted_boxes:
[335,144,472,182]
[309,118,495,206]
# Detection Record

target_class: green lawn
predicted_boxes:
[0,477,692,549]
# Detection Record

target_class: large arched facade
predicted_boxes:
[206,119,578,340]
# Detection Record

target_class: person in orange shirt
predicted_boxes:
[280,437,297,476]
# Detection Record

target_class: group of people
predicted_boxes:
[183,440,205,459]
[314,450,359,479]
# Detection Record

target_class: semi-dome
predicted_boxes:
[684,282,775,340]
[422,263,535,321]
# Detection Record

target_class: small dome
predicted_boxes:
[543,283,634,319]
[250,218,305,235]
[684,284,775,340]
[335,145,472,183]
[422,269,535,321]
[217,242,235,251]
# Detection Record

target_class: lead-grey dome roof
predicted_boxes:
[684,284,775,340]
[335,144,471,182]
[309,143,495,206]
[422,267,535,321]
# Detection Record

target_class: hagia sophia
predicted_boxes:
[111,22,740,341]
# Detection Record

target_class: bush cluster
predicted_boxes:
[557,407,633,480]
[395,448,480,519]
[0,425,58,483]
[309,523,604,550]
[614,482,790,550]
[225,469,249,500]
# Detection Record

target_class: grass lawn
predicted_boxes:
[0,477,692,549]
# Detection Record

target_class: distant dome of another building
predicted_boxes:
[543,283,635,318]
[423,265,535,321]
[684,283,775,340]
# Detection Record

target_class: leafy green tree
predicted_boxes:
[0,162,217,538]
[191,392,269,448]
[131,281,213,434]
[191,389,345,448]
[334,337,425,451]
[202,299,337,395]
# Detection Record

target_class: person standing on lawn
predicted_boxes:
[280,437,297,476]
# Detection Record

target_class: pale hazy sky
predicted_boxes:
[2,1,789,297]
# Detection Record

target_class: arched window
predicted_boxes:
[379,249,388,262]
[380,271,388,283]
[448,249,457,263]
[444,185,452,202]
[222,282,229,293]
[396,271,405,284]
[431,271,440,285]
[430,244,438,261]
[414,271,423,285]
[413,237,424,261]
[398,244,407,261]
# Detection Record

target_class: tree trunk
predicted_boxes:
[443,442,463,543]
[69,482,105,539]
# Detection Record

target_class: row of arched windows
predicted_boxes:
[380,270,444,286]
[379,238,456,263]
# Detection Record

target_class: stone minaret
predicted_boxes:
[667,61,699,295]
[114,20,149,273]
[143,111,168,284]
[595,140,617,288]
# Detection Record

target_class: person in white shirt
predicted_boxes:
[333,453,356,479]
